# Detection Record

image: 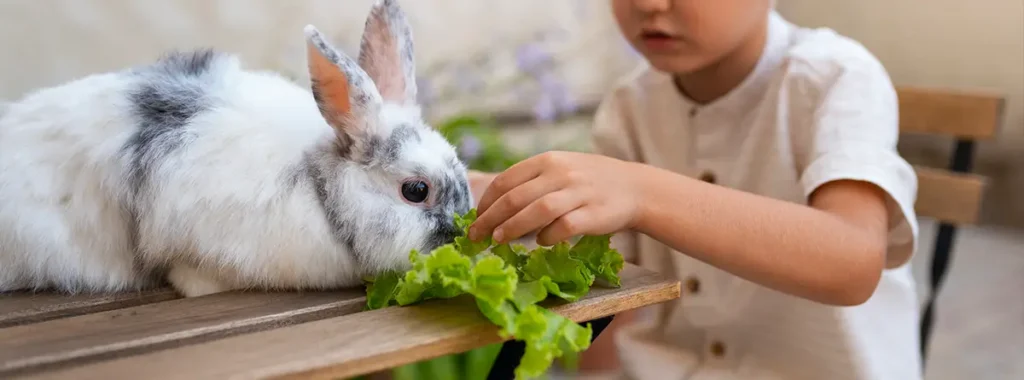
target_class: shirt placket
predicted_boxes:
[673,105,724,320]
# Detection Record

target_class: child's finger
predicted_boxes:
[469,175,561,241]
[476,156,545,214]
[492,190,582,244]
[536,208,592,247]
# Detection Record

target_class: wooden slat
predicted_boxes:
[914,165,988,225]
[897,87,1004,139]
[0,290,366,377]
[21,264,680,380]
[0,289,179,328]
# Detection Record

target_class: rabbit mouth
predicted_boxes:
[424,223,461,252]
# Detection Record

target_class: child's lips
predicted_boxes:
[639,31,682,51]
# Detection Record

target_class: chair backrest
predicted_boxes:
[896,86,1005,225]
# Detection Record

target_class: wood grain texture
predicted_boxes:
[0,289,179,328]
[896,87,1004,139]
[19,264,680,380]
[0,290,366,377]
[915,165,988,225]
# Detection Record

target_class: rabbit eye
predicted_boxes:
[401,180,429,203]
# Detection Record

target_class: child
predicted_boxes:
[468,1,922,379]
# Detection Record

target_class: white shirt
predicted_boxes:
[589,11,922,380]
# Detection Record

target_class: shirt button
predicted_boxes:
[699,171,716,184]
[709,341,726,357]
[685,276,701,294]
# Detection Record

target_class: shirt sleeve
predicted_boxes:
[789,56,920,269]
[589,90,643,265]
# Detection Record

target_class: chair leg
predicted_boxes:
[921,138,976,368]
[920,223,958,365]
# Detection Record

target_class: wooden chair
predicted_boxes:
[895,86,1005,365]
[0,265,679,379]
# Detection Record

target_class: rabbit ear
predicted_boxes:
[305,25,383,143]
[358,0,417,106]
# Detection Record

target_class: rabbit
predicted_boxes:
[0,0,472,298]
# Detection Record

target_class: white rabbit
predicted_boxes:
[0,0,471,297]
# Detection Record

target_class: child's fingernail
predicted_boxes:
[468,227,479,240]
[493,228,504,243]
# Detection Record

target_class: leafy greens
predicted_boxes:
[364,209,625,379]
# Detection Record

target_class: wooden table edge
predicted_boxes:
[276,270,682,380]
[14,265,681,380]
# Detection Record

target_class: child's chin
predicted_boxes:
[645,54,716,76]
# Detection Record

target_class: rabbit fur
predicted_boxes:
[0,0,472,297]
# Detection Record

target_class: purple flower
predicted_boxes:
[532,92,557,123]
[557,90,578,115]
[459,135,482,161]
[537,71,577,115]
[515,42,553,77]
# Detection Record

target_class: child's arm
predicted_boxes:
[633,163,889,306]
[468,151,890,306]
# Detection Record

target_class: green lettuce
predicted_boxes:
[364,209,624,379]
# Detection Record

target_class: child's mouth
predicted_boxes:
[640,30,681,51]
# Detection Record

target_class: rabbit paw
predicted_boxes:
[167,264,231,297]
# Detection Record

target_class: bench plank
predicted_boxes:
[0,290,365,377]
[0,289,179,328]
[914,165,988,225]
[897,86,1004,139]
[20,264,679,380]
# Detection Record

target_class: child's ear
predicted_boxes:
[305,25,383,146]
[357,0,417,106]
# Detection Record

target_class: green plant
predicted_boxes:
[436,114,524,173]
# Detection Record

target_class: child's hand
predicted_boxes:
[468,151,645,246]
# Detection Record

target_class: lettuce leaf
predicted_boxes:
[454,209,492,256]
[364,209,623,379]
[570,235,625,287]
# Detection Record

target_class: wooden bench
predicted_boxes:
[0,264,679,379]
[896,86,1004,365]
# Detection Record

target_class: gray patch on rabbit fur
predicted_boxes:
[118,49,223,269]
[444,157,473,214]
[303,152,358,260]
[425,163,472,248]
[361,124,419,166]
[123,49,221,196]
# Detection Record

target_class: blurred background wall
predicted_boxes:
[0,0,637,123]
[1,0,1020,228]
